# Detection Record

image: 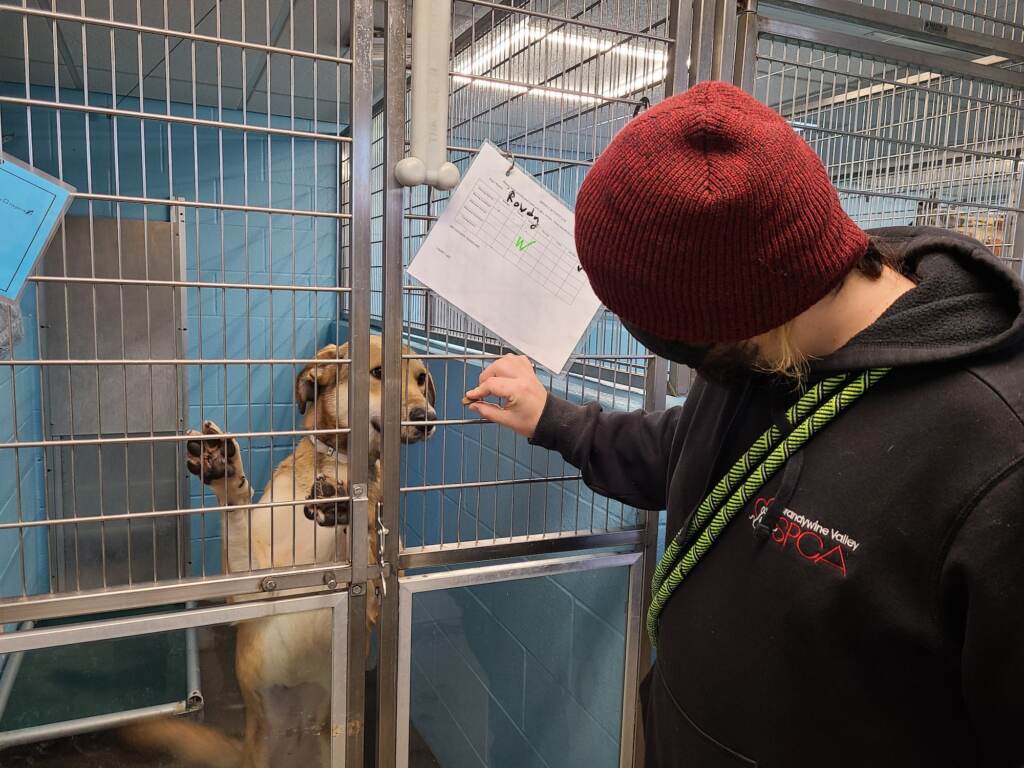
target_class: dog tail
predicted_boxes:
[119,716,243,768]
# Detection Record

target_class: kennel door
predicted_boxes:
[40,214,187,591]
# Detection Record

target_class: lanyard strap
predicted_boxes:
[646,368,891,648]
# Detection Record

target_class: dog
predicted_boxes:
[122,335,436,767]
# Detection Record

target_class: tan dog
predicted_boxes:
[122,335,436,767]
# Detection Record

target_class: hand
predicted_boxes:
[464,354,548,438]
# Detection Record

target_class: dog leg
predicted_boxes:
[186,420,254,573]
[185,420,252,509]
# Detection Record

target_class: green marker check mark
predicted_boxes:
[513,235,536,252]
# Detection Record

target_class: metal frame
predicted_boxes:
[0,613,201,751]
[378,3,685,763]
[395,551,643,768]
[761,0,1024,60]
[0,591,348,765]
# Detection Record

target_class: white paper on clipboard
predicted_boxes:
[406,141,602,373]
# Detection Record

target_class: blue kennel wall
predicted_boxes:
[0,82,342,579]
[0,286,46,601]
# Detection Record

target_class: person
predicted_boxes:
[464,81,1024,767]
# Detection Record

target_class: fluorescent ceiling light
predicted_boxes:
[453,19,667,104]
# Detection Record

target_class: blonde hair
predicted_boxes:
[753,321,811,381]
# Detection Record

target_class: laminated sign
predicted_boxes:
[407,141,602,373]
[0,153,75,302]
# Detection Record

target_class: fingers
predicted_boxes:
[478,353,532,385]
[464,377,517,403]
[468,401,516,429]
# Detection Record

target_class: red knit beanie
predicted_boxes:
[575,81,868,344]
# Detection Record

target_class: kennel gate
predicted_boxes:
[1,0,1020,766]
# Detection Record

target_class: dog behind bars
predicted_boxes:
[121,334,436,767]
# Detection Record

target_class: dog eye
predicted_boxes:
[370,366,382,379]
[417,372,427,387]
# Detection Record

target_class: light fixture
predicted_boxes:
[452,19,668,105]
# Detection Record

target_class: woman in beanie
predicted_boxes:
[465,81,1024,767]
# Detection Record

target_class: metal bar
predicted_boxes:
[28,275,354,292]
[331,589,350,768]
[347,0,374,761]
[399,528,645,567]
[376,0,408,763]
[0,4,353,64]
[401,549,643,592]
[403,351,654,360]
[712,0,738,82]
[69,191,353,219]
[692,0,719,83]
[0,357,352,366]
[394,581,414,768]
[619,556,645,768]
[666,0,695,92]
[402,474,584,493]
[0,96,350,144]
[760,0,1024,60]
[0,426,351,451]
[185,628,202,709]
[459,0,676,42]
[833,185,1024,213]
[734,0,759,92]
[758,18,1024,89]
[444,143,596,167]
[1012,170,1024,270]
[0,581,352,638]
[0,622,34,721]
[0,491,353,533]
[0,701,191,749]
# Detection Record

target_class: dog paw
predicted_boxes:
[185,421,243,485]
[304,475,350,527]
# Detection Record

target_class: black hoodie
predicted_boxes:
[530,227,1024,767]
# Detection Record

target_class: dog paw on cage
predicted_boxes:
[185,421,247,487]
[184,420,252,536]
[303,475,350,527]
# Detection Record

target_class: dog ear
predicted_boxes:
[425,370,436,407]
[295,344,345,415]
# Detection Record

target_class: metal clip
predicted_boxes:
[632,96,651,119]
[376,503,390,599]
[500,148,515,176]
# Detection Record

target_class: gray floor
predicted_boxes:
[1,624,440,767]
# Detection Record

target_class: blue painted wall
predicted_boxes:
[0,288,47,601]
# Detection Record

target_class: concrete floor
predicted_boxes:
[1,624,440,767]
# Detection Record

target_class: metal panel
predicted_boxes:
[0,0,360,617]
[395,551,643,768]
[396,0,675,563]
[41,216,181,437]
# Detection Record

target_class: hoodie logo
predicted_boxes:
[749,497,853,577]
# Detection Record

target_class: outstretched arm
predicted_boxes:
[465,355,686,510]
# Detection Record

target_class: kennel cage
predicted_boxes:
[0,0,1020,766]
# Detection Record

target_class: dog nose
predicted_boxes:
[409,407,434,429]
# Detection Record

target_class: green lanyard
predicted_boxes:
[646,368,891,647]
